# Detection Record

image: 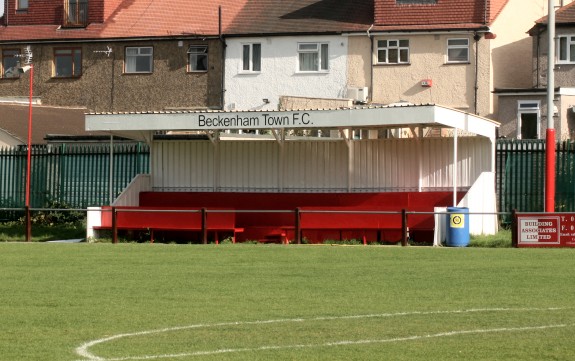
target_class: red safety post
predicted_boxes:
[363,234,367,246]
[295,207,301,244]
[112,206,118,244]
[401,209,408,247]
[201,208,207,244]
[25,206,32,242]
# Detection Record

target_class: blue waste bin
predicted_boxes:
[445,207,470,247]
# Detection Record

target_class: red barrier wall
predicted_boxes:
[131,191,463,243]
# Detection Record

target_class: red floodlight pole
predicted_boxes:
[24,63,34,242]
[545,0,556,213]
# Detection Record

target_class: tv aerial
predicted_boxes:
[93,46,113,57]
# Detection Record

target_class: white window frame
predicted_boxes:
[241,43,261,73]
[376,39,410,64]
[557,35,575,64]
[188,45,208,72]
[517,100,541,140]
[446,38,469,63]
[124,46,153,74]
[297,42,329,72]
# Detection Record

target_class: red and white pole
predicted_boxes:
[545,0,556,213]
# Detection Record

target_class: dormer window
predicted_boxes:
[63,0,88,27]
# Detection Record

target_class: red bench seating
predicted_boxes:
[114,191,463,243]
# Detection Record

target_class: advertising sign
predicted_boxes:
[513,213,575,247]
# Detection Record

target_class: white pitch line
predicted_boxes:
[75,307,572,361]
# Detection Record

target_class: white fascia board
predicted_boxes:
[87,106,436,132]
[559,87,575,96]
[86,105,498,139]
[432,106,499,139]
[346,30,485,37]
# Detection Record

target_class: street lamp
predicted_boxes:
[18,52,33,242]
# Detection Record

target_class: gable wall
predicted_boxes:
[488,0,549,118]
[532,25,575,89]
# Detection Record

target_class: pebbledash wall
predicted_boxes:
[224,35,349,111]
[0,39,224,112]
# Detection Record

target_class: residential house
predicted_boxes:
[496,1,575,140]
[223,0,371,112]
[0,0,245,113]
[223,0,553,136]
[349,0,557,122]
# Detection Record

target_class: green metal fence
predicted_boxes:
[0,143,149,215]
[496,139,575,222]
[2,139,575,224]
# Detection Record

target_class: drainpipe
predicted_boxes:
[474,32,481,115]
[367,24,374,103]
[536,30,541,88]
[4,0,8,26]
[219,6,226,110]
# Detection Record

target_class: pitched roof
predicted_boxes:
[0,1,247,42]
[533,1,575,26]
[372,0,506,31]
[528,2,575,35]
[0,104,103,144]
[0,0,509,42]
[225,0,373,35]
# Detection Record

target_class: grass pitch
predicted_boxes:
[0,244,574,361]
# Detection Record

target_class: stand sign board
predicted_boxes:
[513,212,575,247]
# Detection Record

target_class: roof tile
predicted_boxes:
[374,0,506,28]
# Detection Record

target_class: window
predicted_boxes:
[242,43,261,72]
[558,35,575,63]
[17,0,28,10]
[188,46,208,72]
[54,48,82,77]
[447,38,469,63]
[298,43,328,72]
[125,47,153,73]
[377,39,409,64]
[2,49,20,79]
[517,101,540,139]
[64,0,89,27]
